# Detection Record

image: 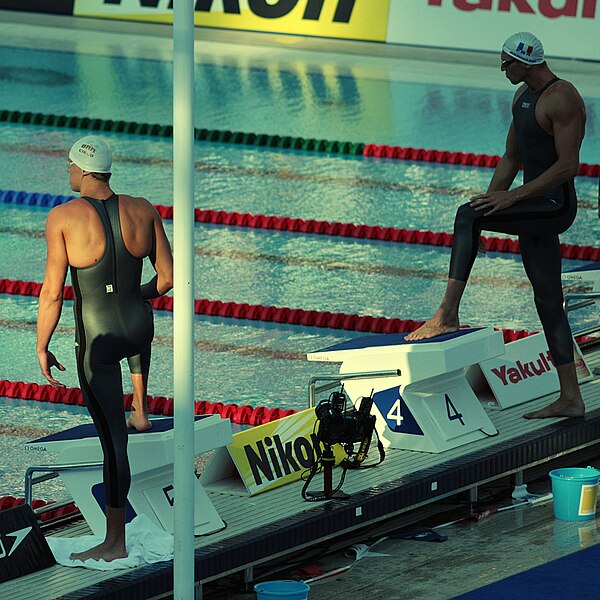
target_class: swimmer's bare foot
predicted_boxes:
[70,541,127,562]
[523,397,585,419]
[405,309,459,341]
[126,410,152,432]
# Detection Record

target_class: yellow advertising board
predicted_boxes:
[73,0,391,42]
[201,407,345,496]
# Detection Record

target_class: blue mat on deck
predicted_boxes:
[455,542,600,599]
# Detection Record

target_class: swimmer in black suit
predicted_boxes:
[37,136,173,562]
[405,33,587,420]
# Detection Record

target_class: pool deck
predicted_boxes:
[2,342,599,600]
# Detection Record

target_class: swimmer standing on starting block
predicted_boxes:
[36,136,173,562]
[405,32,587,420]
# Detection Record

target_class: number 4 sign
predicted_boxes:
[445,395,465,426]
[386,395,470,429]
[373,378,496,453]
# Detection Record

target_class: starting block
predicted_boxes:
[25,415,232,537]
[307,328,505,453]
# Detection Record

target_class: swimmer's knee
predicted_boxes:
[454,203,479,230]
[534,293,564,321]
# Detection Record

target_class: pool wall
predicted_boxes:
[2,1,600,61]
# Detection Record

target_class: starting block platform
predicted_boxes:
[25,415,232,537]
[307,327,505,452]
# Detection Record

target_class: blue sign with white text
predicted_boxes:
[374,388,424,436]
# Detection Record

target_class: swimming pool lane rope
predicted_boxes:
[0,495,77,521]
[0,276,537,344]
[0,379,295,426]
[1,109,598,177]
[1,189,598,262]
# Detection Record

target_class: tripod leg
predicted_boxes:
[322,445,335,497]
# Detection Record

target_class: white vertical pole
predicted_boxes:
[173,0,196,598]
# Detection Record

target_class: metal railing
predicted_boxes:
[308,369,401,407]
[24,462,102,516]
[564,291,600,338]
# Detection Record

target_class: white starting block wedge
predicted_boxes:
[307,327,505,453]
[25,415,232,537]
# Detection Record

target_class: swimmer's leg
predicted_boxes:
[406,197,571,342]
[73,358,130,561]
[405,279,465,340]
[127,372,151,431]
[523,363,584,419]
[70,506,127,562]
[126,347,152,431]
[519,235,584,419]
[406,203,479,341]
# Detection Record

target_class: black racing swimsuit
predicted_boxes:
[71,194,153,508]
[448,77,577,365]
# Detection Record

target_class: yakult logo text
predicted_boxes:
[491,351,555,386]
[427,0,597,19]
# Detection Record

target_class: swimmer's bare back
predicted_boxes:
[55,194,169,270]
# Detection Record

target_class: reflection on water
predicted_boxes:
[6,44,599,160]
[1,42,598,162]
[0,66,74,86]
[553,518,599,551]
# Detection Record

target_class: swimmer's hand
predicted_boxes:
[470,191,517,216]
[37,350,66,389]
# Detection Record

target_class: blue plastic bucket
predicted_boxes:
[254,580,310,600]
[549,467,600,521]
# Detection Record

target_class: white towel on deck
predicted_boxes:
[47,515,174,570]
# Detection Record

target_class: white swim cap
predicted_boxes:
[502,32,544,65]
[69,135,112,173]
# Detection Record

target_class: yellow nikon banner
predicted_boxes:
[73,0,391,42]
[202,407,345,496]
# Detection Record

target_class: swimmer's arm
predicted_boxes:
[37,209,68,386]
[486,122,521,194]
[470,123,522,214]
[469,120,521,221]
[141,207,173,299]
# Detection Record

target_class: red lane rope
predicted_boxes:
[162,206,599,262]
[362,144,600,178]
[1,188,598,260]
[0,495,78,520]
[0,277,534,343]
[0,379,296,426]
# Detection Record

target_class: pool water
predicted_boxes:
[0,22,598,499]
[1,42,599,162]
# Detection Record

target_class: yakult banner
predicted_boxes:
[387,0,600,62]
[476,333,592,410]
[73,0,391,42]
